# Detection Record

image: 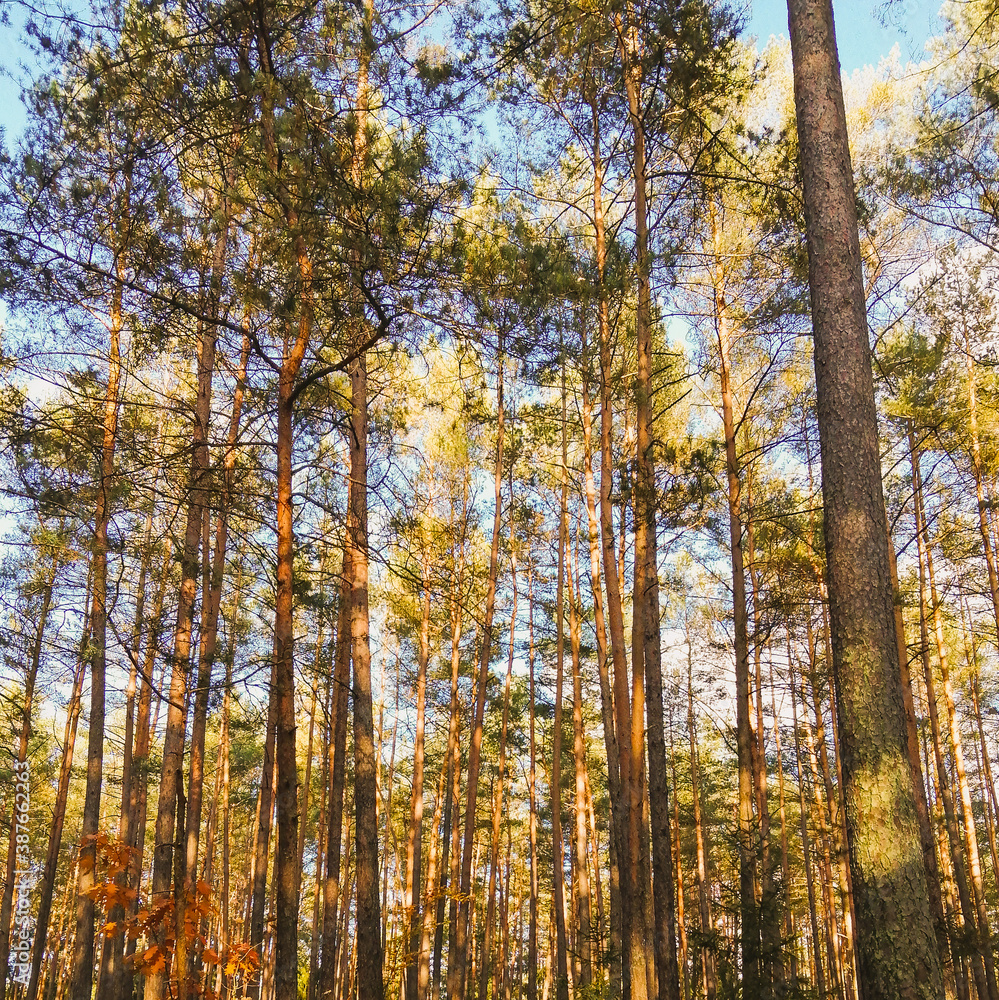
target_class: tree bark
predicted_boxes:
[786,0,945,989]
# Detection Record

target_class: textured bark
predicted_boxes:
[786,0,944,990]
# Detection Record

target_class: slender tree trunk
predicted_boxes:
[786,0,944,987]
[27,640,86,1000]
[478,513,518,1000]
[790,662,826,1000]
[709,209,759,997]
[886,510,948,964]
[685,633,715,1000]
[912,433,992,1000]
[551,369,571,1000]
[569,543,592,990]
[247,684,278,1000]
[594,78,633,999]
[419,755,449,1000]
[147,310,216,1000]
[450,342,505,1000]
[616,15,680,996]
[71,269,123,1000]
[406,558,432,1000]
[1,558,56,997]
[351,346,384,1000]
[527,559,540,1000]
[320,544,353,1000]
[123,540,171,977]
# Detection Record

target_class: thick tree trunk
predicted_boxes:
[786,0,944,989]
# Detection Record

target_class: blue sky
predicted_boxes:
[746,0,943,71]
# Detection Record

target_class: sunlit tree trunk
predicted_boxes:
[786,0,944,987]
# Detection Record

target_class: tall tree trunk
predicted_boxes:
[685,631,715,1000]
[147,310,216,1000]
[912,438,998,1000]
[123,540,172,977]
[70,269,123,1000]
[449,342,505,1000]
[247,684,278,1000]
[709,207,759,997]
[569,541,592,990]
[786,0,944,988]
[790,662,826,1000]
[585,88,626,1000]
[527,559,540,1000]
[552,368,571,1000]
[886,510,948,964]
[478,536,517,1000]
[350,347,384,1000]
[616,13,680,996]
[1,556,57,998]
[183,323,249,992]
[406,557,432,1000]
[594,76,634,998]
[419,754,450,1000]
[320,543,353,1000]
[27,633,87,1000]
